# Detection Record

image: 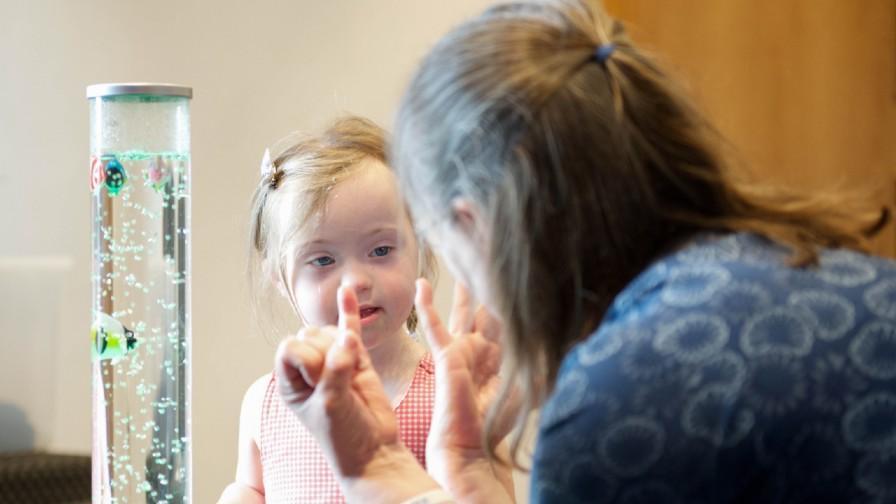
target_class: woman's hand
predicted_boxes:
[416,279,516,503]
[274,285,439,501]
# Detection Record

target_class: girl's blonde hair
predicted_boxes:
[393,0,888,465]
[249,116,436,335]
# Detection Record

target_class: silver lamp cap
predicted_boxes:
[86,83,193,99]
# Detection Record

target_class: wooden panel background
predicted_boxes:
[604,0,896,256]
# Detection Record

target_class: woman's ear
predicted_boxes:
[450,197,483,241]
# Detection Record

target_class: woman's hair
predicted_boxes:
[392,0,887,465]
[248,116,436,335]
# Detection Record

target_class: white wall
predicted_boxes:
[0,1,507,502]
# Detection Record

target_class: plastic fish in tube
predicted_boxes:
[91,312,138,360]
[89,156,106,192]
[145,155,171,194]
[104,157,127,196]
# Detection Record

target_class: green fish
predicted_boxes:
[91,312,138,360]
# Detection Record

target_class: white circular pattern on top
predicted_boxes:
[677,235,742,264]
[561,455,618,501]
[660,265,731,307]
[848,321,896,380]
[578,328,625,366]
[744,355,808,416]
[698,350,748,387]
[710,282,773,321]
[541,369,590,427]
[842,393,896,452]
[817,252,878,287]
[810,356,868,414]
[681,384,754,447]
[864,278,896,320]
[740,308,814,358]
[621,339,679,382]
[654,313,730,364]
[788,290,856,341]
[598,416,666,477]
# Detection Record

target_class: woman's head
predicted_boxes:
[393,0,884,457]
[395,0,728,397]
[250,116,435,348]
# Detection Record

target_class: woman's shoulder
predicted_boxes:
[540,232,896,432]
[535,235,896,501]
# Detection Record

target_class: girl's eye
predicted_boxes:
[310,256,335,267]
[371,246,392,258]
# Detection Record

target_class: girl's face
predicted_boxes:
[283,160,419,350]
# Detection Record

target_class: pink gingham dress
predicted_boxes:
[258,354,435,503]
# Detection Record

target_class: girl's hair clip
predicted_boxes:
[260,148,283,189]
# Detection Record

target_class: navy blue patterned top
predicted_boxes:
[532,232,896,503]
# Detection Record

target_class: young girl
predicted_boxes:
[218,116,438,503]
[271,1,896,503]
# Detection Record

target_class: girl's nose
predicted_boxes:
[341,264,372,294]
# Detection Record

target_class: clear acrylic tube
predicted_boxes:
[88,83,192,503]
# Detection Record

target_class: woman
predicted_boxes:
[275,0,896,502]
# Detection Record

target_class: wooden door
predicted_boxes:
[604,0,896,256]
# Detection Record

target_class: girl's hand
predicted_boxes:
[416,279,516,503]
[274,285,438,501]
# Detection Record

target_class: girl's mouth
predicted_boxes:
[359,306,381,324]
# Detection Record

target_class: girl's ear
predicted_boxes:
[273,275,289,299]
[266,259,290,299]
[274,263,305,323]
